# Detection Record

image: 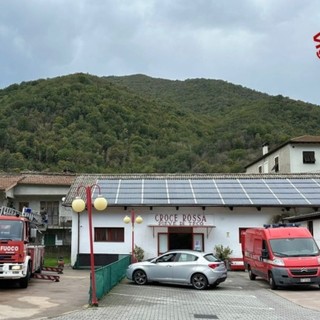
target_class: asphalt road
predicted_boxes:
[1,267,320,320]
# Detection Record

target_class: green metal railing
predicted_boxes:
[89,255,131,302]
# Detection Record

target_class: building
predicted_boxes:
[245,135,320,174]
[0,172,75,247]
[63,173,320,267]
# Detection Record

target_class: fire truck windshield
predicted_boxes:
[0,220,23,240]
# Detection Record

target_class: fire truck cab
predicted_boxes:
[0,206,45,288]
[243,224,320,289]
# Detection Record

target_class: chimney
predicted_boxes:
[262,143,269,155]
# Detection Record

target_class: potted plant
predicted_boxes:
[133,245,145,262]
[214,244,233,269]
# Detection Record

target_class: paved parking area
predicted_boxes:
[0,267,90,320]
[51,271,320,320]
[2,268,320,320]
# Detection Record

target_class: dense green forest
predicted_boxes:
[0,73,319,173]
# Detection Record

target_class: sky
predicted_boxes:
[1,0,320,105]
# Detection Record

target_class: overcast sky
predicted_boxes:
[1,0,319,105]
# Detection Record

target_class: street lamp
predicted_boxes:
[71,184,107,306]
[123,209,143,263]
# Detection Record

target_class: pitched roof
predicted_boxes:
[291,135,320,143]
[0,172,76,192]
[63,173,320,208]
[19,173,76,185]
[0,175,24,191]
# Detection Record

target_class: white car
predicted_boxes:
[126,250,227,290]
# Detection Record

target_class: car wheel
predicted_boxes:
[248,267,256,280]
[133,270,147,285]
[191,273,208,290]
[269,272,277,290]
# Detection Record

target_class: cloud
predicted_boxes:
[0,0,319,105]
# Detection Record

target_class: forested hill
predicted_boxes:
[0,73,319,174]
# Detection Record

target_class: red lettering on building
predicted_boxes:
[313,32,320,59]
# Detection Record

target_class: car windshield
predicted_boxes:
[270,238,320,257]
[0,220,23,240]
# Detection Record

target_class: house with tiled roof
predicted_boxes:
[0,172,76,249]
[245,135,320,174]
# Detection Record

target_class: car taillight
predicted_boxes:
[208,263,219,269]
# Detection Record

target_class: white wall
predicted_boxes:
[290,144,320,173]
[71,206,278,266]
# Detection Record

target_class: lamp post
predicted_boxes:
[123,209,143,263]
[71,184,107,307]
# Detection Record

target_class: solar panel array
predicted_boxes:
[91,178,320,207]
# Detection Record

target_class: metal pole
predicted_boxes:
[131,209,135,263]
[86,187,98,306]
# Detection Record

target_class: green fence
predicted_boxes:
[89,255,131,302]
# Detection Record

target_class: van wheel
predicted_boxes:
[269,272,277,290]
[248,267,256,280]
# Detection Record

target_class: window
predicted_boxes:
[272,156,279,172]
[258,165,262,173]
[303,151,315,164]
[308,221,314,235]
[94,228,124,242]
[177,253,197,262]
[157,253,176,262]
[40,201,59,226]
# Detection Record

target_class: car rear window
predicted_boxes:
[203,254,220,262]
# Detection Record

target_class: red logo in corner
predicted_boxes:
[314,32,320,59]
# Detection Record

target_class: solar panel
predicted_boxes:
[88,177,320,207]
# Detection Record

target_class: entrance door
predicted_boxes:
[168,227,193,250]
[169,233,192,250]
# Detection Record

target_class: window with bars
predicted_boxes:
[40,201,59,226]
[94,228,125,242]
[303,151,315,164]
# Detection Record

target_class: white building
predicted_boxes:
[63,173,320,267]
[0,172,75,247]
[245,135,320,174]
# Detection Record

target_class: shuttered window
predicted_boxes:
[303,151,315,164]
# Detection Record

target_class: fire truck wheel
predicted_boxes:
[19,265,31,288]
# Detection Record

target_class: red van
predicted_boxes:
[243,224,320,289]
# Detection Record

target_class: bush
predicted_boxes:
[133,245,144,262]
[214,244,233,262]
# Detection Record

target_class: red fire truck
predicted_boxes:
[0,206,45,288]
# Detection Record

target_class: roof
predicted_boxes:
[285,211,320,222]
[0,172,76,192]
[63,173,320,208]
[19,173,76,185]
[245,135,320,168]
[0,175,24,191]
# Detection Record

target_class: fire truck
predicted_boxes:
[0,206,45,288]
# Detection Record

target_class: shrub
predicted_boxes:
[133,245,144,262]
[214,244,233,262]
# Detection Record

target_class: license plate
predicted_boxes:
[300,278,311,283]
